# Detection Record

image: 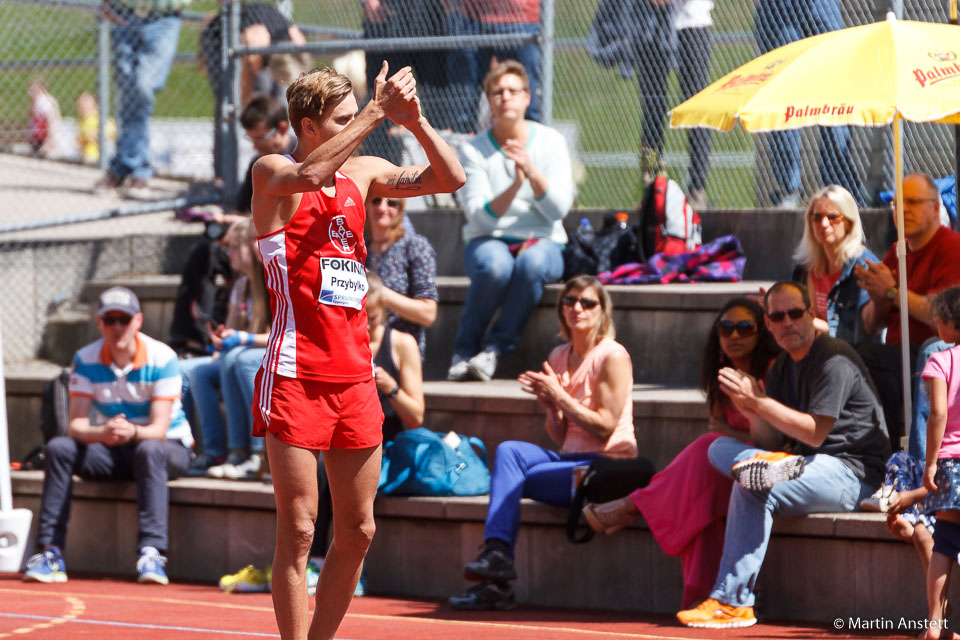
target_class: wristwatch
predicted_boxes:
[388,384,400,399]
[885,286,899,301]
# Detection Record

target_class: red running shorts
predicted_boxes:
[252,370,384,450]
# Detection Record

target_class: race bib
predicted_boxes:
[318,257,368,310]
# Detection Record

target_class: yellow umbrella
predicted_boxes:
[671,14,960,446]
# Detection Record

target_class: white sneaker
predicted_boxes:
[447,354,472,382]
[207,451,247,479]
[776,193,802,210]
[220,453,263,480]
[467,348,499,382]
[860,485,897,512]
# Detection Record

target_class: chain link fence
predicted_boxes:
[1,0,959,363]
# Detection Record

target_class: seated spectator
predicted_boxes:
[448,276,637,610]
[364,196,438,356]
[199,2,309,180]
[181,219,271,478]
[23,287,193,585]
[448,60,574,382]
[791,185,879,346]
[28,77,63,157]
[227,94,298,226]
[676,280,890,629]
[854,172,960,449]
[582,297,781,608]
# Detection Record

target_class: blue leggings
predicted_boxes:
[483,440,600,554]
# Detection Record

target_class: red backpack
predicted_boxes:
[638,175,702,259]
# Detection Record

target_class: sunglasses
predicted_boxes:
[101,314,132,326]
[562,295,600,310]
[371,197,402,208]
[767,307,808,323]
[810,212,845,224]
[245,126,276,143]
[717,320,757,337]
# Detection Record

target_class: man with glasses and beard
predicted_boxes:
[23,287,193,586]
[676,280,890,629]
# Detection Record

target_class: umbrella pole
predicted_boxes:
[894,114,912,451]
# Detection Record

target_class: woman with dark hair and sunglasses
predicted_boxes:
[792,185,878,345]
[581,297,781,608]
[364,195,439,355]
[449,275,637,610]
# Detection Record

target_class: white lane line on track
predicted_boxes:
[0,612,281,638]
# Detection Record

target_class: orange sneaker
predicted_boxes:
[732,451,805,492]
[676,598,757,629]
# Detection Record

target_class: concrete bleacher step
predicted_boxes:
[10,470,943,623]
[45,275,775,387]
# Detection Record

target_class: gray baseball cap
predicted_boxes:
[97,286,140,317]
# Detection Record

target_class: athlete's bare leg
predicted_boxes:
[308,444,380,640]
[267,432,320,640]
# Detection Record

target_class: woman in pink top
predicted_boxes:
[582,297,781,608]
[449,275,637,610]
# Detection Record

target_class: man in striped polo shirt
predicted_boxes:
[23,286,193,585]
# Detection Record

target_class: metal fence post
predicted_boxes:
[97,12,110,173]
[218,0,240,208]
[541,0,554,125]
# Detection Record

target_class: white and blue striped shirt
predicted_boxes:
[69,333,193,448]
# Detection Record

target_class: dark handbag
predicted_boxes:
[566,456,656,543]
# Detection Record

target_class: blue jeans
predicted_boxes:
[754,0,862,205]
[38,436,191,552]
[910,338,955,460]
[484,441,600,553]
[705,437,874,607]
[185,347,265,457]
[220,346,265,454]
[454,237,564,357]
[109,15,181,181]
[445,15,541,133]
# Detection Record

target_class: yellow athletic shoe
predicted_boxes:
[676,598,757,629]
[219,565,270,593]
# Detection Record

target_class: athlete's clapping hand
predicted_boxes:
[372,62,420,127]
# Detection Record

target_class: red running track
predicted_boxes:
[0,574,911,639]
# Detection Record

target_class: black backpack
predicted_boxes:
[21,367,71,470]
[567,456,656,543]
[168,240,233,356]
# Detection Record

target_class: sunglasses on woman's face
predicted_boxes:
[767,307,808,323]
[371,197,401,208]
[562,295,600,310]
[717,320,757,337]
[810,212,845,224]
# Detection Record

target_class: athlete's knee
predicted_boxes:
[277,512,317,552]
[334,514,376,557]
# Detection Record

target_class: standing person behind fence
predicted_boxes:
[200,3,310,182]
[447,60,573,383]
[364,195,438,356]
[93,0,186,200]
[754,0,861,208]
[360,0,451,165]
[791,185,878,346]
[22,287,193,586]
[446,0,542,134]
[250,64,464,640]
[448,275,637,610]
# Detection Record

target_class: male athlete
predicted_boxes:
[250,63,464,640]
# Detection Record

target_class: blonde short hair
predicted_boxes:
[482,59,530,97]
[286,66,352,136]
[792,185,867,277]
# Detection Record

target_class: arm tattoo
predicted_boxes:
[393,170,423,191]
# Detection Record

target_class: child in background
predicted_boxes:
[75,92,115,164]
[914,286,960,639]
[28,78,62,157]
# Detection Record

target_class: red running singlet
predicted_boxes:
[256,167,374,384]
